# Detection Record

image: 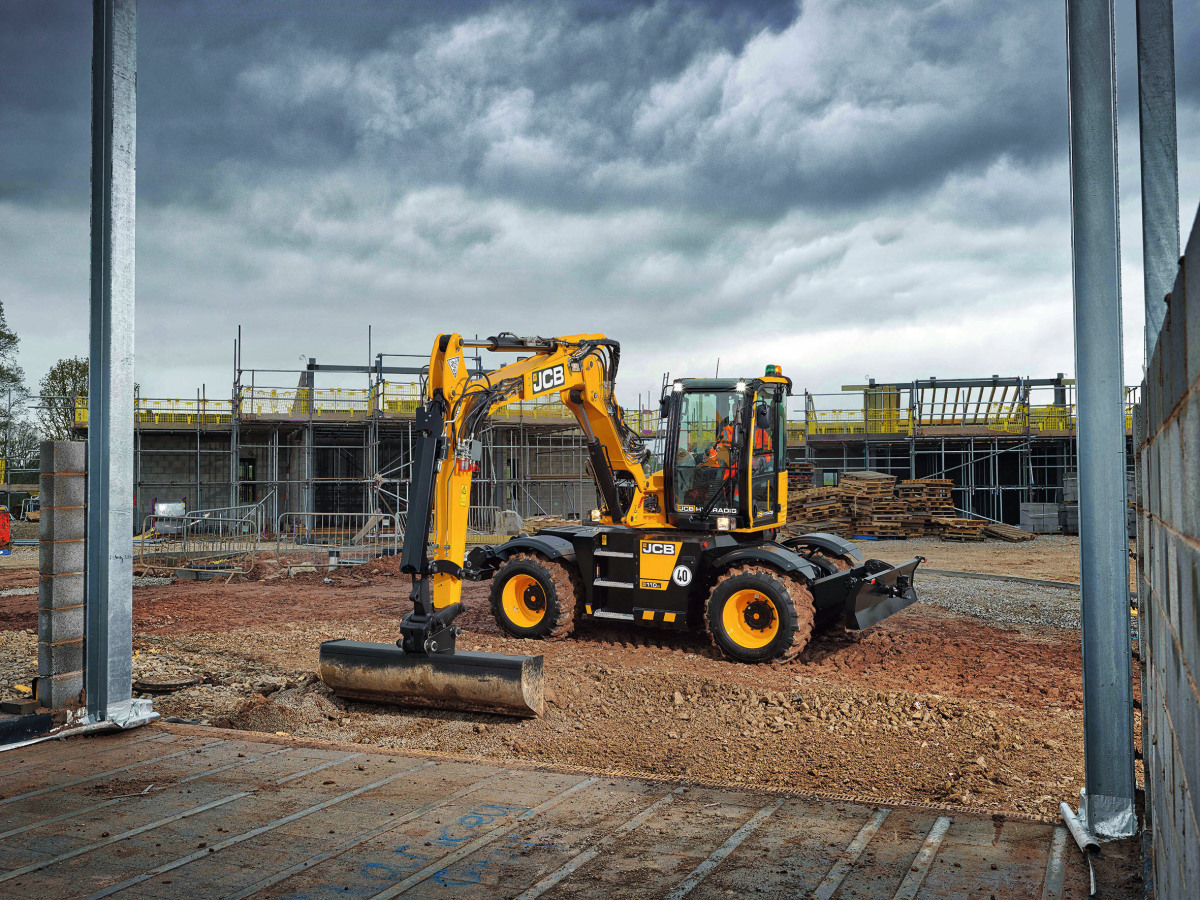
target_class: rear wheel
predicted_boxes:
[489,552,581,640]
[705,565,814,663]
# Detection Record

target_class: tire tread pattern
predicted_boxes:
[489,551,582,640]
[704,564,815,662]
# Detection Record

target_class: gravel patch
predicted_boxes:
[0,587,36,597]
[133,576,174,587]
[918,575,1081,630]
[0,629,36,698]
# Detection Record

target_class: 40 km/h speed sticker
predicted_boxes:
[672,565,693,587]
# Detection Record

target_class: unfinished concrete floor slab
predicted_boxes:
[0,724,1101,899]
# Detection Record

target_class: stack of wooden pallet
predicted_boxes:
[894,478,955,536]
[839,471,905,537]
[786,461,815,491]
[932,517,987,541]
[897,479,955,513]
[784,486,852,537]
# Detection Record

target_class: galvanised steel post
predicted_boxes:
[1064,0,1137,838]
[1136,0,1180,361]
[86,0,140,724]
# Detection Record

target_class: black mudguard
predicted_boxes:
[843,557,922,630]
[468,534,577,579]
[709,543,822,581]
[781,532,864,565]
[495,534,576,561]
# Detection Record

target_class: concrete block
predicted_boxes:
[38,507,85,542]
[36,671,83,709]
[38,639,83,675]
[39,538,85,575]
[39,472,86,509]
[39,573,84,610]
[40,440,86,474]
[38,604,84,643]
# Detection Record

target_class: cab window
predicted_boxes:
[673,390,742,513]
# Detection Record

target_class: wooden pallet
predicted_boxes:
[932,517,987,541]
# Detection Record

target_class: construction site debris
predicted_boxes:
[984,522,1038,542]
[520,515,576,534]
[0,535,1110,819]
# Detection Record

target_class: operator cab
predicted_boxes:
[660,368,791,534]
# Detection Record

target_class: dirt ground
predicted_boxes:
[0,535,1137,825]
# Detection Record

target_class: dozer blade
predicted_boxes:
[318,639,544,718]
[844,557,922,631]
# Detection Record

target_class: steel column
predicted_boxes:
[1064,0,1137,838]
[86,0,149,726]
[1135,0,1180,360]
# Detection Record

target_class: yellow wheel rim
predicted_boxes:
[721,588,779,649]
[503,573,547,629]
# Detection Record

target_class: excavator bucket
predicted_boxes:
[318,640,545,718]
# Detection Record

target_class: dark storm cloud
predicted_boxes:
[2,0,1199,398]
[0,0,1091,217]
[135,0,1073,218]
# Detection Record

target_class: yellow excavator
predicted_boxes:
[319,333,920,716]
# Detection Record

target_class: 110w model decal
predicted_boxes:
[531,364,566,395]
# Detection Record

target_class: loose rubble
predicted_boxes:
[0,536,1115,819]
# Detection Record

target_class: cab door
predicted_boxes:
[749,388,786,527]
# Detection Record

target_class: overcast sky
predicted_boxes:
[2,0,1198,408]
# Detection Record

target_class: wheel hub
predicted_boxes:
[742,597,775,631]
[522,584,546,612]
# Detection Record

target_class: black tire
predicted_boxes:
[704,565,815,663]
[489,552,581,640]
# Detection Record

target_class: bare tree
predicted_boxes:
[37,357,88,441]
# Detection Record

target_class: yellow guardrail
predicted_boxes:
[1028,405,1074,432]
[806,404,1134,435]
[72,390,1137,435]
[807,410,914,436]
[74,398,234,427]
[240,388,373,419]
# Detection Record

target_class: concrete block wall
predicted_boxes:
[1137,202,1200,896]
[37,440,86,709]
[136,432,233,522]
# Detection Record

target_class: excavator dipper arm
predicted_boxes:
[320,332,647,717]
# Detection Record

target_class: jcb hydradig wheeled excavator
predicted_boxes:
[319,333,921,716]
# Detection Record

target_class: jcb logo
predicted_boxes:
[532,364,566,394]
[641,542,677,555]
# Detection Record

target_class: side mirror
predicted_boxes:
[659,396,671,417]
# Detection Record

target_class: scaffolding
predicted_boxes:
[793,376,1138,523]
[65,341,627,530]
[60,352,1142,530]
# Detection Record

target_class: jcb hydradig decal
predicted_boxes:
[638,540,681,590]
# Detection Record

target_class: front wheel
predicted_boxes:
[489,552,581,639]
[705,565,814,663]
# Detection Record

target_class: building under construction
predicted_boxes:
[69,348,1135,532]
